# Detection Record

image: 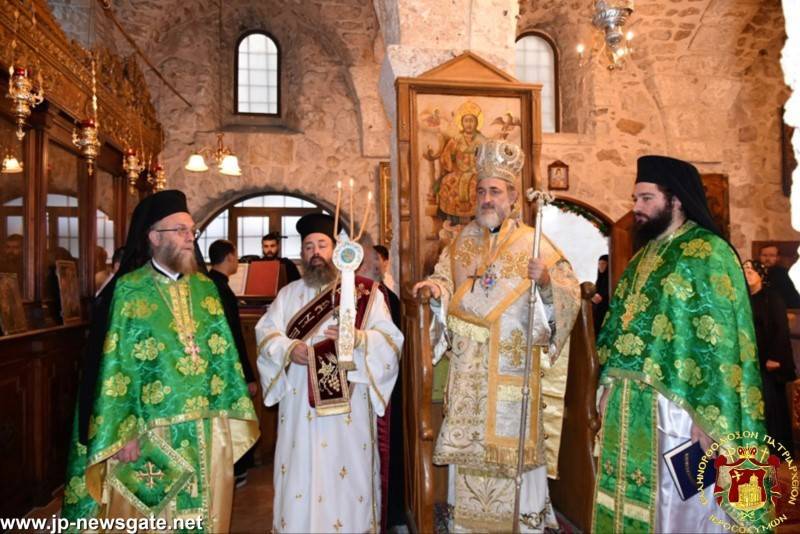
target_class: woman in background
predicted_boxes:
[744,259,796,447]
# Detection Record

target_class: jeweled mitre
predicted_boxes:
[475,139,525,183]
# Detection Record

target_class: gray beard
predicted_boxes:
[476,209,505,230]
[153,242,198,275]
[303,259,337,288]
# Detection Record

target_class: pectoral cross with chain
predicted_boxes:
[136,461,164,489]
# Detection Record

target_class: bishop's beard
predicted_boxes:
[633,201,674,249]
[302,255,337,288]
[152,240,198,276]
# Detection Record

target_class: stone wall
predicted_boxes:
[45,0,798,258]
[103,0,391,235]
[518,0,797,256]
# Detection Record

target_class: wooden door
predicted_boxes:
[548,282,602,531]
[400,292,436,533]
[609,211,634,291]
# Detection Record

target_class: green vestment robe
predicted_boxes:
[61,264,259,532]
[592,222,767,532]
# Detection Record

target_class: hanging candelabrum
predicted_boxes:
[150,161,167,191]
[591,0,635,70]
[123,147,144,192]
[7,66,44,140]
[6,8,44,141]
[72,56,101,174]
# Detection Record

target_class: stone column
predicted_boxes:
[782,0,800,285]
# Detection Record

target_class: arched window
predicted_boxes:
[236,32,280,115]
[515,32,559,133]
[197,194,331,262]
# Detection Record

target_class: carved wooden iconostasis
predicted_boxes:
[396,52,545,533]
[0,0,162,519]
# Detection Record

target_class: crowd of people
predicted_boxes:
[49,139,800,533]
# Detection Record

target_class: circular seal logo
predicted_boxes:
[697,431,797,531]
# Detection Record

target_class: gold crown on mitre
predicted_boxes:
[475,140,525,183]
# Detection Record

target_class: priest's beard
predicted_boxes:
[152,240,198,276]
[302,255,337,288]
[476,199,511,230]
[263,252,277,260]
[633,199,674,249]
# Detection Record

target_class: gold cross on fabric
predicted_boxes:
[631,468,647,487]
[136,461,164,489]
[499,330,527,367]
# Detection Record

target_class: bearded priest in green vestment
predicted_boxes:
[61,190,259,532]
[414,140,581,532]
[592,156,767,533]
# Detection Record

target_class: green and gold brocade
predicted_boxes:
[61,264,259,531]
[592,222,766,533]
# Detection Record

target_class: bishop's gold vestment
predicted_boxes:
[427,217,580,532]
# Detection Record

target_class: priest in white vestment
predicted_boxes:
[256,213,403,534]
[414,140,581,532]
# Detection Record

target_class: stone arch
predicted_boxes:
[195,188,338,229]
[111,0,388,158]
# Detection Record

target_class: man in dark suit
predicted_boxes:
[760,244,800,308]
[262,232,301,283]
[208,239,258,487]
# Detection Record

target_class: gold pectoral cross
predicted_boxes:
[137,461,164,489]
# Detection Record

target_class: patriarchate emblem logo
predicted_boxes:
[714,446,781,523]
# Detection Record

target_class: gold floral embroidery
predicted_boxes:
[133,337,165,361]
[499,250,529,279]
[499,329,527,367]
[739,332,756,363]
[714,415,730,433]
[103,372,131,397]
[614,333,644,356]
[453,239,478,268]
[710,274,736,301]
[176,355,208,376]
[142,381,172,405]
[184,396,210,412]
[333,519,343,533]
[719,363,742,390]
[231,395,255,415]
[680,238,713,259]
[201,296,224,315]
[614,278,630,299]
[693,315,721,345]
[621,292,650,329]
[234,362,244,377]
[103,332,119,354]
[117,414,138,438]
[208,333,229,355]
[76,442,87,456]
[742,386,765,420]
[597,346,610,365]
[339,466,348,479]
[121,299,157,318]
[210,375,225,396]
[697,405,721,423]
[674,358,703,386]
[661,273,693,300]
[650,314,674,341]
[88,415,104,439]
[63,476,87,504]
[643,358,664,381]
